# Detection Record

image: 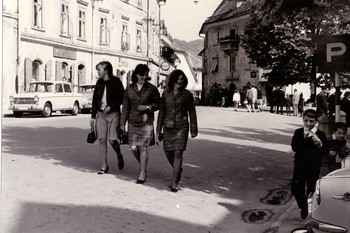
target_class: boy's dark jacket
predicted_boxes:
[327,136,348,160]
[291,128,329,167]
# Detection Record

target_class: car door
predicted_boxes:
[54,83,65,110]
[63,83,74,109]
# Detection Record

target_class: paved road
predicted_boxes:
[2,107,306,233]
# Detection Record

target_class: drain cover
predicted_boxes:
[242,209,273,224]
[261,188,292,205]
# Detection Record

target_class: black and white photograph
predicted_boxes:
[2,0,350,232]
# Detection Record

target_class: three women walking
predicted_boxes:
[90,63,197,193]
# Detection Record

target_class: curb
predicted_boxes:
[268,200,298,232]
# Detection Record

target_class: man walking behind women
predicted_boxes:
[90,61,125,175]
[157,69,198,192]
[120,64,160,184]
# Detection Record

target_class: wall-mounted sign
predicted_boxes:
[53,47,76,60]
[161,61,170,71]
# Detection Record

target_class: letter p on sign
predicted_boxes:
[316,34,350,73]
[326,43,347,62]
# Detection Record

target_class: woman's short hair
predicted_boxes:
[303,109,318,120]
[131,64,150,83]
[167,69,188,91]
[96,61,113,76]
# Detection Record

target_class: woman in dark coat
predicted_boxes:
[120,64,160,183]
[156,69,198,192]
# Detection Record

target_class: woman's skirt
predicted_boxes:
[163,127,189,151]
[128,123,155,147]
[95,111,119,140]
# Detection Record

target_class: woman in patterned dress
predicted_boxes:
[156,69,198,192]
[120,64,160,184]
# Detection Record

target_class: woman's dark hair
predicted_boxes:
[96,61,113,76]
[131,64,150,83]
[167,69,188,91]
[303,109,318,120]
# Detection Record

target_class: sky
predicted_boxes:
[161,0,223,42]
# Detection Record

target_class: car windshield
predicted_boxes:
[26,83,54,93]
[79,85,95,93]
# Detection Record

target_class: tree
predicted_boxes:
[242,0,350,87]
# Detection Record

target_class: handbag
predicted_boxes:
[119,130,128,145]
[87,127,97,144]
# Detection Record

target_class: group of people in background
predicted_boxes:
[89,61,198,193]
[269,87,304,116]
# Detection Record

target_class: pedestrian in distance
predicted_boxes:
[275,86,285,115]
[90,61,125,175]
[292,89,300,117]
[291,109,329,220]
[316,86,328,117]
[269,87,277,113]
[340,91,350,127]
[156,69,198,193]
[284,95,292,116]
[298,92,304,117]
[232,90,241,111]
[325,122,350,173]
[245,83,254,112]
[120,64,160,184]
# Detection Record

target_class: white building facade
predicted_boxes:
[2,0,163,112]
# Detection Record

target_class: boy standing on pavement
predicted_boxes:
[326,122,350,172]
[291,109,329,220]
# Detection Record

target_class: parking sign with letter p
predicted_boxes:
[316,34,350,73]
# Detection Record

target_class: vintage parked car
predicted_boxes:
[78,84,95,113]
[291,159,350,233]
[9,81,83,117]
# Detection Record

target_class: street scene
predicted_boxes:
[2,0,350,232]
[3,107,305,233]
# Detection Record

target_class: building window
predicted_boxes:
[60,3,70,36]
[100,17,108,45]
[121,24,130,50]
[33,0,43,28]
[136,29,142,52]
[78,10,86,40]
[213,31,219,45]
[230,57,235,71]
[211,58,218,73]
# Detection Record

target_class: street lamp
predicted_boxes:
[157,0,166,87]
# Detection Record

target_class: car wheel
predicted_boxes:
[71,102,79,115]
[13,111,23,118]
[42,102,52,117]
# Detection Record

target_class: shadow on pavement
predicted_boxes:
[7,201,213,233]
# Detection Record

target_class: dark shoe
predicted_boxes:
[97,166,109,175]
[300,208,308,220]
[136,175,147,184]
[170,187,179,193]
[118,156,124,170]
